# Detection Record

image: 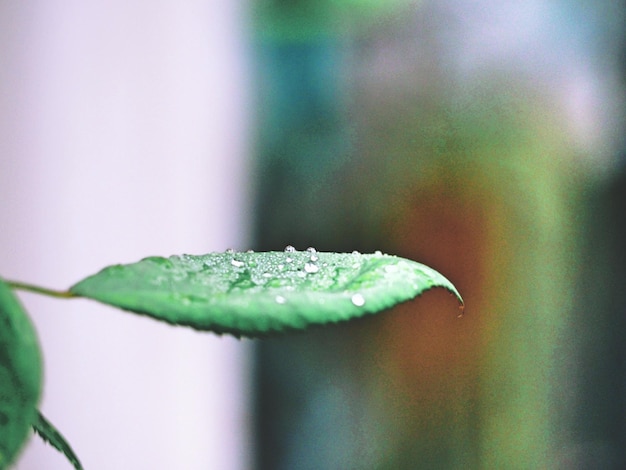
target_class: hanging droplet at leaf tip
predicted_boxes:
[457,302,465,318]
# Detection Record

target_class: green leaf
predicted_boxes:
[0,277,43,468]
[70,250,463,337]
[33,411,83,470]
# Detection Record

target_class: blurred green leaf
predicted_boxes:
[0,278,43,467]
[33,411,83,470]
[70,250,462,337]
[254,0,416,41]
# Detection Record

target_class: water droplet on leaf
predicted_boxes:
[275,295,286,304]
[351,293,365,307]
[304,262,319,273]
[173,293,192,306]
[231,259,244,268]
[284,245,296,253]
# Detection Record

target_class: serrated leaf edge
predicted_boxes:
[32,410,83,470]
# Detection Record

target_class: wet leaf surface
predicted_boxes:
[70,250,463,337]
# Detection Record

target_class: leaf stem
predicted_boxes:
[6,280,75,299]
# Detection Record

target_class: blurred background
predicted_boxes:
[1,0,625,469]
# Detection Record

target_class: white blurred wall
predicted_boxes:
[0,1,252,469]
